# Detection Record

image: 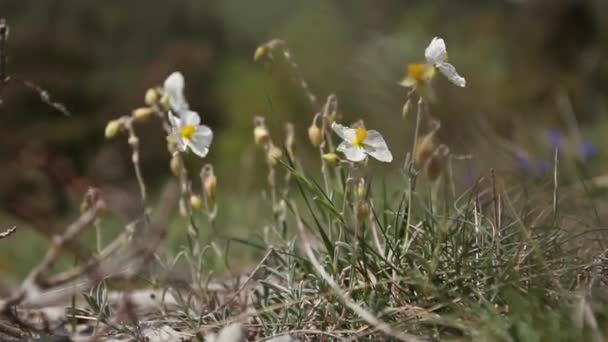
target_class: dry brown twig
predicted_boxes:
[0,19,70,115]
[0,200,106,314]
[0,185,172,329]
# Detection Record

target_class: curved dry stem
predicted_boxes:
[291,201,425,342]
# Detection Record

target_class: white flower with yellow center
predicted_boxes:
[424,37,466,87]
[400,63,436,89]
[400,37,466,89]
[331,122,392,163]
[169,110,213,158]
[163,71,189,113]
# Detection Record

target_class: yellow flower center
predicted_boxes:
[407,63,435,82]
[180,125,196,140]
[352,127,367,148]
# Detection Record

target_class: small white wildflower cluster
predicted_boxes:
[329,38,465,164]
[105,71,214,159]
[163,72,213,158]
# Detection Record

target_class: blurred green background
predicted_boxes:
[1,0,608,278]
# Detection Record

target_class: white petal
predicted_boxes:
[187,125,213,157]
[364,130,388,148]
[181,110,201,126]
[363,130,392,162]
[164,72,184,92]
[425,37,447,65]
[195,124,213,139]
[331,122,357,142]
[337,142,366,162]
[364,145,393,162]
[437,63,466,87]
[163,71,189,112]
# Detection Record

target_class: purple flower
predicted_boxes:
[578,140,597,161]
[545,129,563,149]
[535,160,551,177]
[514,152,532,173]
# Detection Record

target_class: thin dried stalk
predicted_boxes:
[0,201,105,313]
[0,226,16,239]
[291,201,424,342]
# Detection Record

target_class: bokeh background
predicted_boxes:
[1,0,608,278]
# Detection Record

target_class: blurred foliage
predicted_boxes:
[1,0,608,240]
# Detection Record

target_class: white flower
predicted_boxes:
[163,71,189,113]
[424,37,466,87]
[169,110,213,158]
[331,122,392,163]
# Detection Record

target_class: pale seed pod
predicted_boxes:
[202,164,217,207]
[170,155,181,176]
[267,144,283,166]
[132,107,154,122]
[104,119,122,138]
[190,194,203,209]
[322,153,340,166]
[160,93,171,109]
[357,201,370,221]
[253,45,267,62]
[308,124,323,147]
[253,117,270,146]
[254,126,270,146]
[144,88,160,106]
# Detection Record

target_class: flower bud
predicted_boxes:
[160,93,171,109]
[356,201,370,221]
[170,155,181,176]
[253,45,267,61]
[104,119,122,138]
[322,153,340,166]
[204,173,217,206]
[254,126,270,146]
[267,144,283,165]
[308,124,323,147]
[190,195,202,209]
[132,107,154,122]
[144,88,160,106]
